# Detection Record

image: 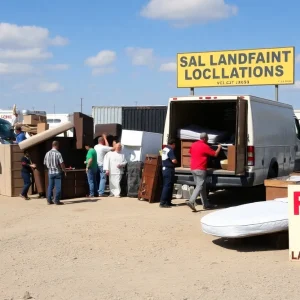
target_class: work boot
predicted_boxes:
[186,201,197,212]
[159,204,171,208]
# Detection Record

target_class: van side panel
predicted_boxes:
[250,96,296,183]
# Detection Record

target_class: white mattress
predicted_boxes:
[19,121,73,150]
[178,125,230,143]
[201,198,288,238]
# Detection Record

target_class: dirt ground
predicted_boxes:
[1,189,299,300]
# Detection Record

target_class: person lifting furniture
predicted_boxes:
[186,132,222,212]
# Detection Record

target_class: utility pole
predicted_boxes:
[134,101,138,106]
[80,98,83,112]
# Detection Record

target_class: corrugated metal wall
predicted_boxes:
[92,106,122,125]
[122,106,167,134]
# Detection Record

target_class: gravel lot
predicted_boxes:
[0,189,299,300]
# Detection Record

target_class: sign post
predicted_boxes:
[177,47,295,93]
[288,185,300,261]
[275,85,279,102]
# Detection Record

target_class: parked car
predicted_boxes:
[0,118,15,144]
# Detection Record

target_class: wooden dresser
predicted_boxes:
[181,140,194,168]
[138,155,162,203]
[45,169,88,199]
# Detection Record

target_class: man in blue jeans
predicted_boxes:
[160,138,177,208]
[44,141,66,205]
[94,134,112,196]
[85,142,98,197]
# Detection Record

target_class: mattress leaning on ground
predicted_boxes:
[19,121,74,150]
[201,198,288,238]
[178,125,230,143]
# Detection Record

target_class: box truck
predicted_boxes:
[163,95,300,193]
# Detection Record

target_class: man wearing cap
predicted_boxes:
[186,132,222,211]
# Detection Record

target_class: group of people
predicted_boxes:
[20,135,127,204]
[19,129,220,209]
[84,135,127,198]
[160,133,221,212]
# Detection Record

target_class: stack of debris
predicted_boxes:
[22,113,48,135]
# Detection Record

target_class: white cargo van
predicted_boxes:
[163,95,300,191]
[46,113,74,137]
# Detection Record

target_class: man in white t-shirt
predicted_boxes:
[94,134,112,196]
[103,143,127,198]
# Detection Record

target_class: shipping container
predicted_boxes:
[92,106,122,125]
[122,106,167,134]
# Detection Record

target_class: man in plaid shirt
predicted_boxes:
[44,141,66,205]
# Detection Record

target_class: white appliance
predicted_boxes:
[121,130,162,162]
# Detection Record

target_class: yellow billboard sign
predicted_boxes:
[177,47,295,88]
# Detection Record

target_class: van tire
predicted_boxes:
[267,162,278,179]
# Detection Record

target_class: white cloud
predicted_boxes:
[13,80,64,93]
[45,64,70,71]
[85,50,116,67]
[38,82,64,93]
[126,47,154,66]
[296,54,300,63]
[140,0,238,25]
[0,23,68,81]
[159,62,176,72]
[49,35,69,46]
[0,48,52,60]
[0,22,68,49]
[0,63,34,75]
[92,67,115,76]
[291,81,300,89]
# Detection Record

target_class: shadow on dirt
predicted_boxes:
[63,198,99,204]
[208,185,266,209]
[212,232,288,252]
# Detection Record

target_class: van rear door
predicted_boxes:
[235,97,248,175]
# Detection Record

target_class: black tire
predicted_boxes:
[267,163,278,179]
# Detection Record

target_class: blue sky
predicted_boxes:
[0,0,299,114]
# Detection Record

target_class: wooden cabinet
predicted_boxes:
[0,144,33,197]
[264,176,300,200]
[138,155,162,203]
[227,145,236,171]
[73,112,94,149]
[45,169,88,200]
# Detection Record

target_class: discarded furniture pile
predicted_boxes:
[0,112,92,198]
[0,117,164,202]
[21,111,48,135]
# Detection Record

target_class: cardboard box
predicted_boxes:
[23,115,47,126]
[37,123,49,134]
